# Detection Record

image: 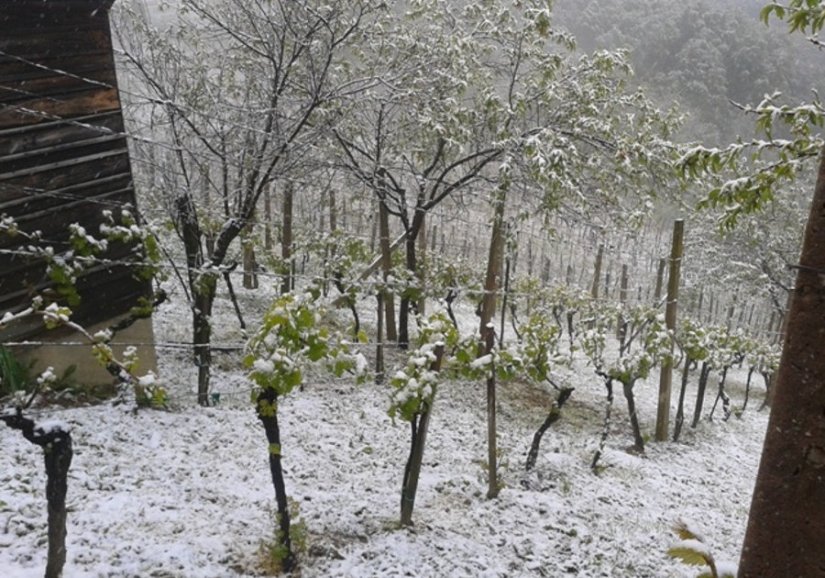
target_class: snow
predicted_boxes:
[34,419,71,435]
[0,287,770,577]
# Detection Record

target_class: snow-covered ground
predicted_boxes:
[1,280,769,577]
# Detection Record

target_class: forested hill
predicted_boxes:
[554,0,823,145]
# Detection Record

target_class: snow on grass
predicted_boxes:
[0,282,769,577]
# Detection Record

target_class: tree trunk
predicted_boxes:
[398,209,425,349]
[399,345,444,526]
[375,291,384,384]
[672,356,692,442]
[591,378,614,472]
[264,181,273,252]
[738,148,825,577]
[379,201,397,343]
[591,244,604,300]
[175,194,217,407]
[193,284,216,407]
[329,189,338,232]
[623,378,645,452]
[526,387,574,471]
[2,411,73,578]
[708,366,730,421]
[417,213,427,317]
[742,366,756,413]
[281,180,294,295]
[691,362,710,428]
[242,213,259,289]
[256,389,295,572]
[44,432,72,578]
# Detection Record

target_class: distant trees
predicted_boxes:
[332,0,679,347]
[556,0,818,144]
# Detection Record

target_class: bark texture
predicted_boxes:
[738,149,825,577]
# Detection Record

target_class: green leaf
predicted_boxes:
[667,546,709,567]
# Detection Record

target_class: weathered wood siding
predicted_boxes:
[0,0,150,341]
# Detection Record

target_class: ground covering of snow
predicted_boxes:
[0,282,768,577]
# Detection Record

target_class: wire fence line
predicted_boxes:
[1,41,784,350]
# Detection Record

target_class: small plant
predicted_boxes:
[247,291,366,570]
[667,520,737,578]
[0,346,31,397]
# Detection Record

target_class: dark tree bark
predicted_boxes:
[255,389,295,573]
[333,272,359,338]
[175,195,218,407]
[708,366,731,421]
[525,387,574,471]
[690,362,711,428]
[591,377,614,472]
[399,345,444,526]
[758,371,772,412]
[375,291,385,383]
[398,208,425,349]
[378,200,397,342]
[738,148,825,577]
[741,366,756,413]
[2,410,73,578]
[281,180,294,295]
[672,356,692,442]
[622,378,645,452]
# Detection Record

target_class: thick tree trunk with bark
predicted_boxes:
[738,149,825,577]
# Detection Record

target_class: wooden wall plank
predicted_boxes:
[0,111,124,156]
[0,0,151,342]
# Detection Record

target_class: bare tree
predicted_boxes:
[115,0,377,404]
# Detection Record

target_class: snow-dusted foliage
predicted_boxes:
[246,292,365,399]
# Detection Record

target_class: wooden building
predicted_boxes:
[0,0,156,384]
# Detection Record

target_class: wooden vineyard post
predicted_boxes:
[478,188,506,500]
[655,219,684,442]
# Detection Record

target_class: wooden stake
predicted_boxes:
[655,219,684,442]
